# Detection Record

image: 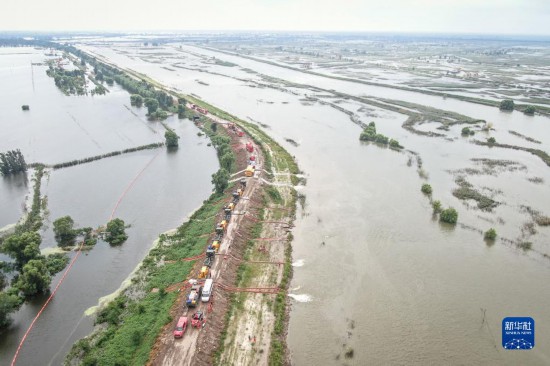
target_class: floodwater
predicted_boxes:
[82,40,550,365]
[0,48,219,365]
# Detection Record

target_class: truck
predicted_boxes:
[246,142,254,153]
[245,165,254,177]
[211,240,220,252]
[198,266,209,279]
[186,284,203,307]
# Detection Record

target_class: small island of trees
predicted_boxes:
[0,149,27,176]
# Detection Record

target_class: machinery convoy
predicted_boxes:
[173,139,256,339]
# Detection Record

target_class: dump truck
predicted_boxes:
[215,225,224,236]
[204,256,214,268]
[186,284,203,307]
[228,202,235,211]
[245,165,254,177]
[232,191,240,201]
[211,240,220,252]
[237,188,244,197]
[206,246,215,258]
[224,207,232,221]
[220,220,228,230]
[198,266,210,279]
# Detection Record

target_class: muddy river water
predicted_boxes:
[79,41,550,365]
[2,40,550,365]
[0,48,218,365]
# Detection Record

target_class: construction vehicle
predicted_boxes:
[237,188,244,197]
[232,191,240,202]
[204,256,214,268]
[220,220,228,230]
[191,311,204,328]
[211,240,220,252]
[249,155,256,162]
[206,246,215,258]
[245,165,254,177]
[240,178,247,188]
[246,142,254,153]
[215,225,224,237]
[228,202,235,211]
[186,283,203,307]
[237,130,244,137]
[224,207,231,221]
[198,266,210,279]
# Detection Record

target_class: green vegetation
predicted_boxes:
[65,191,226,365]
[484,228,497,240]
[452,177,498,211]
[421,183,432,194]
[359,122,402,148]
[48,143,163,170]
[0,292,22,328]
[45,253,70,275]
[0,149,27,175]
[104,219,128,245]
[130,94,143,107]
[144,98,159,115]
[439,207,458,224]
[461,126,475,136]
[46,63,87,95]
[53,216,77,247]
[15,259,52,297]
[499,99,515,111]
[524,105,536,115]
[164,129,179,148]
[487,137,496,145]
[432,200,442,213]
[1,231,41,269]
[212,169,230,194]
[21,105,29,111]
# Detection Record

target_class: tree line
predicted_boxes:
[0,149,27,176]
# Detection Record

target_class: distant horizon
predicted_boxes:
[1,29,550,41]
[2,0,549,37]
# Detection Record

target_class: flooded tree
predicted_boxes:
[499,99,515,111]
[440,207,458,224]
[144,98,159,115]
[0,292,21,328]
[53,216,77,247]
[1,231,41,269]
[524,105,536,115]
[105,218,128,245]
[15,259,52,297]
[484,228,497,240]
[165,129,179,148]
[130,94,143,107]
[0,149,27,175]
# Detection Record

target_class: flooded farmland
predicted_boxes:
[0,47,218,365]
[76,35,550,365]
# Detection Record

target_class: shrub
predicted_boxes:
[375,134,389,144]
[421,184,432,194]
[21,105,30,111]
[440,207,458,224]
[389,139,402,149]
[487,137,496,145]
[165,129,179,148]
[524,105,536,115]
[432,200,442,213]
[499,99,515,111]
[105,218,128,245]
[484,228,497,240]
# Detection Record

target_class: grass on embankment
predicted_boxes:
[65,192,225,366]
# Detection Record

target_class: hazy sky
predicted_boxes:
[3,0,550,35]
